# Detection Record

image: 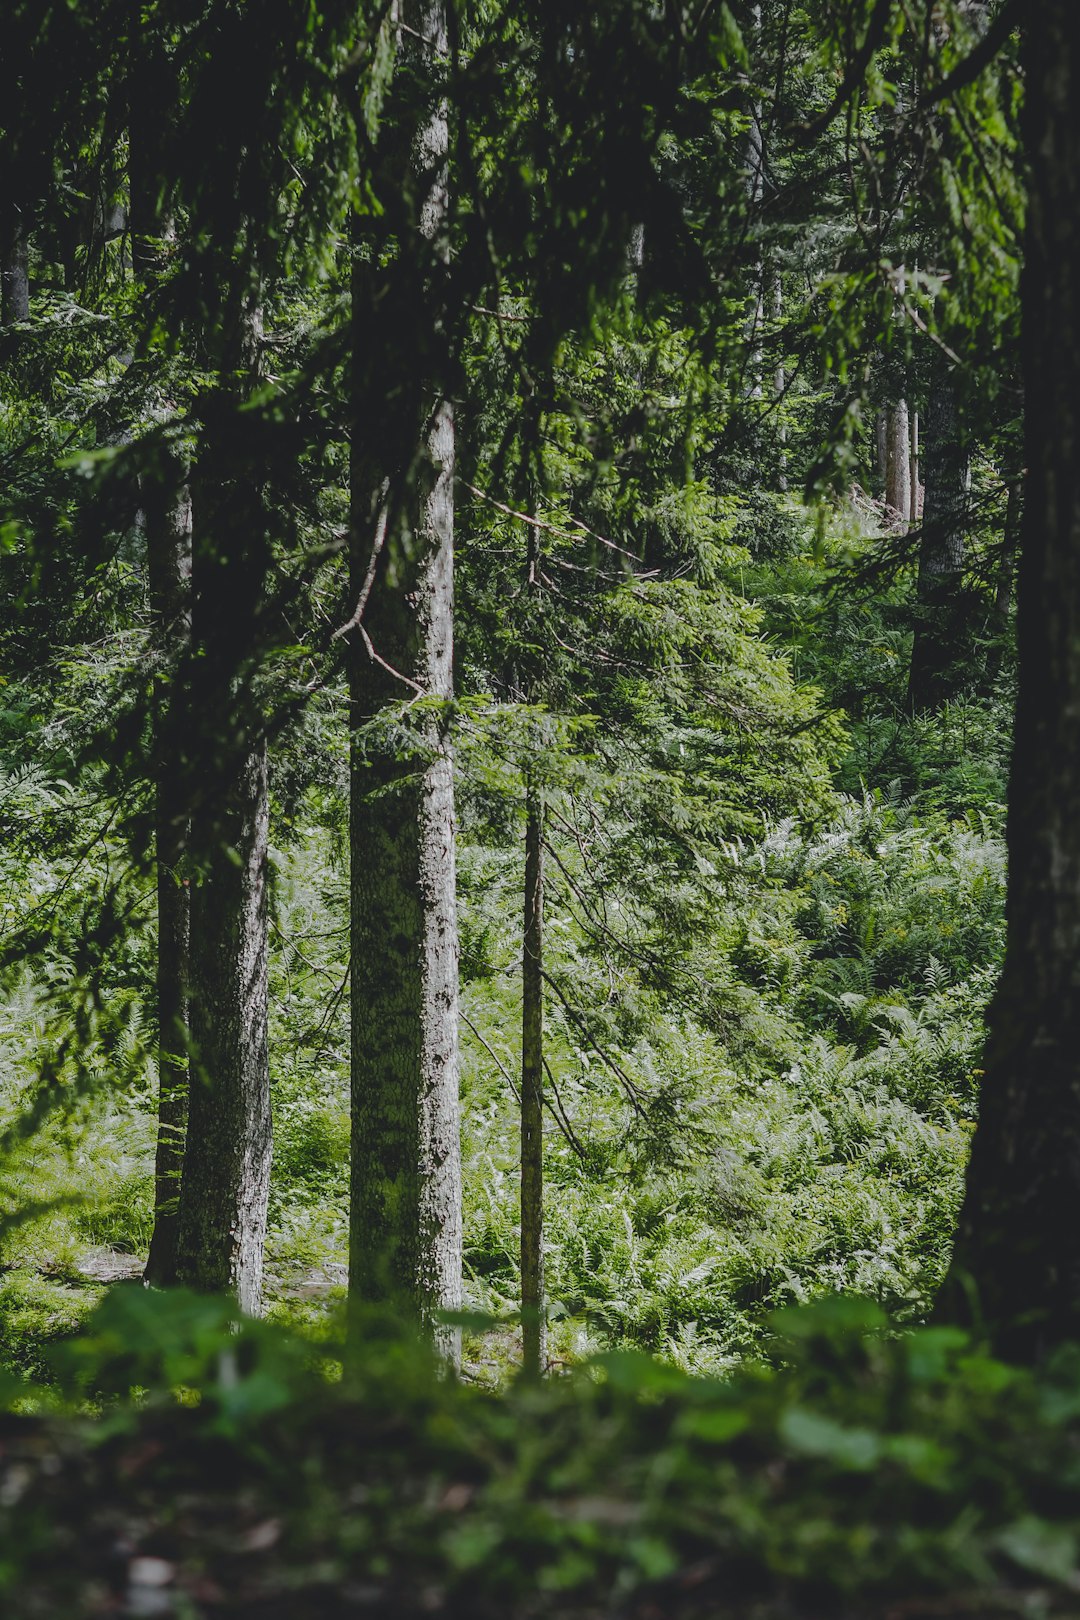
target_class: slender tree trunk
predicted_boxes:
[885,400,912,526]
[772,270,788,493]
[984,476,1021,686]
[131,47,194,1289]
[745,7,765,408]
[907,366,969,711]
[143,470,192,1286]
[0,219,29,325]
[941,2,1080,1358]
[349,0,462,1360]
[876,410,888,483]
[174,297,272,1315]
[520,789,545,1379]
[995,479,1021,623]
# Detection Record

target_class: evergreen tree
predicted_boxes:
[943,0,1080,1358]
[348,0,464,1353]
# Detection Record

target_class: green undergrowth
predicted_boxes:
[2,1287,1080,1617]
[0,782,1004,1381]
[458,789,1002,1369]
[0,500,1009,1382]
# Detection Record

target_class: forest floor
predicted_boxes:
[4,1287,1080,1619]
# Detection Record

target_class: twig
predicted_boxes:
[462,482,643,565]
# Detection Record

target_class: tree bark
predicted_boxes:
[772,270,788,492]
[744,5,765,407]
[520,791,545,1379]
[994,478,1021,623]
[131,44,194,1290]
[349,0,463,1361]
[174,298,272,1315]
[876,410,889,483]
[941,2,1080,1358]
[143,468,193,1287]
[0,219,29,325]
[885,400,912,527]
[984,476,1021,686]
[177,725,271,1315]
[907,365,969,711]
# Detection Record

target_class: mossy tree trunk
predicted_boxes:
[348,0,462,1361]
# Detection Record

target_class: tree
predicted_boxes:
[906,357,970,711]
[520,783,545,1378]
[173,296,273,1316]
[348,0,463,1355]
[942,0,1080,1358]
[131,35,194,1290]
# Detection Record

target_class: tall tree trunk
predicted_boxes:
[143,468,192,1286]
[520,789,545,1379]
[941,2,1080,1358]
[995,479,1021,622]
[0,217,29,326]
[772,270,788,493]
[174,300,272,1316]
[178,723,271,1315]
[349,0,462,1360]
[876,410,889,483]
[984,476,1021,686]
[885,399,912,526]
[131,46,194,1289]
[744,5,765,408]
[907,366,969,711]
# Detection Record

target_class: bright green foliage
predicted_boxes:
[457,787,1000,1371]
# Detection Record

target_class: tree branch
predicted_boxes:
[791,0,893,144]
[920,0,1020,108]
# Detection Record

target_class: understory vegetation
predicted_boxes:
[0,490,1011,1382]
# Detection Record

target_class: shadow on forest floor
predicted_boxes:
[3,1285,1080,1618]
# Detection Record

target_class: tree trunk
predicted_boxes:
[131,45,194,1290]
[349,0,462,1361]
[744,5,765,407]
[885,400,912,526]
[174,299,272,1316]
[177,726,270,1315]
[876,410,888,483]
[941,2,1080,1358]
[143,469,192,1287]
[984,476,1021,686]
[0,219,29,325]
[995,479,1021,623]
[772,270,788,493]
[520,790,545,1379]
[907,366,969,711]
